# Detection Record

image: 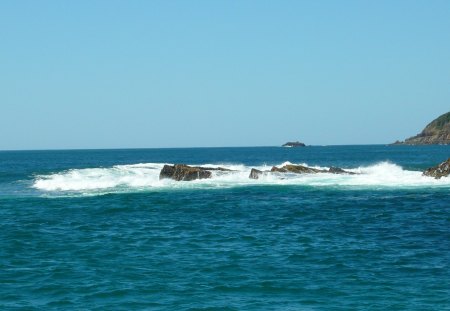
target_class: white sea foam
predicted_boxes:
[32,161,450,193]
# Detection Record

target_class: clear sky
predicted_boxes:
[1,0,449,150]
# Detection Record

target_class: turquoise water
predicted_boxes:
[1,146,449,310]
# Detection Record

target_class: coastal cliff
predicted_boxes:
[393,112,450,145]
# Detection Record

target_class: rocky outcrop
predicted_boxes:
[249,168,264,179]
[270,164,355,175]
[271,164,320,174]
[282,141,306,147]
[423,158,450,179]
[159,164,212,181]
[393,112,450,145]
[195,166,233,172]
[160,163,357,181]
[328,166,356,175]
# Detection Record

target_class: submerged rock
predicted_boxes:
[159,164,212,181]
[423,158,450,179]
[282,141,306,147]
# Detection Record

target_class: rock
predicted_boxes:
[249,168,264,179]
[329,167,356,175]
[271,166,287,173]
[423,158,450,179]
[193,166,233,172]
[392,111,450,145]
[284,164,321,174]
[271,164,322,174]
[159,164,212,181]
[329,166,345,174]
[160,164,176,178]
[270,164,356,175]
[282,141,306,147]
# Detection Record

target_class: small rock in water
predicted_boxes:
[423,158,450,179]
[282,141,306,147]
[249,168,263,179]
[159,164,212,181]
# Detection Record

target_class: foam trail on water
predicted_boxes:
[33,163,164,191]
[33,161,450,193]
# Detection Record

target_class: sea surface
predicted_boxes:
[1,145,449,310]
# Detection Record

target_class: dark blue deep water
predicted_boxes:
[1,146,449,310]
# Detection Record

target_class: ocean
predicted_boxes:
[1,145,449,310]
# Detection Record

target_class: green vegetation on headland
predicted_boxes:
[392,111,450,145]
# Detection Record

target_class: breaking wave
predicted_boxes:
[32,162,450,194]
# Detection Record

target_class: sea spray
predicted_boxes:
[33,161,450,193]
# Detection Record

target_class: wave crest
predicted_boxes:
[33,161,450,193]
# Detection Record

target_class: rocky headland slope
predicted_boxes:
[393,112,450,145]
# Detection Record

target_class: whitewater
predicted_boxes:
[33,161,450,193]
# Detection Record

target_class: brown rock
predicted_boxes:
[423,158,450,179]
[270,164,356,175]
[271,164,322,174]
[193,166,233,172]
[329,167,356,175]
[159,164,212,181]
[249,168,264,179]
[271,166,287,173]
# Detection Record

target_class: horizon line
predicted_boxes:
[0,143,423,152]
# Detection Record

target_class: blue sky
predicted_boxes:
[1,1,449,149]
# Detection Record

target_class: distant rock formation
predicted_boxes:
[393,112,450,145]
[423,158,450,179]
[282,141,306,147]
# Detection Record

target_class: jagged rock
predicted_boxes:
[282,141,306,147]
[271,166,285,173]
[393,111,450,145]
[328,167,356,175]
[285,164,321,173]
[329,167,345,174]
[249,168,264,179]
[270,164,356,175]
[193,166,233,172]
[271,165,317,173]
[159,164,212,181]
[271,164,321,174]
[423,158,450,179]
[270,166,287,173]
